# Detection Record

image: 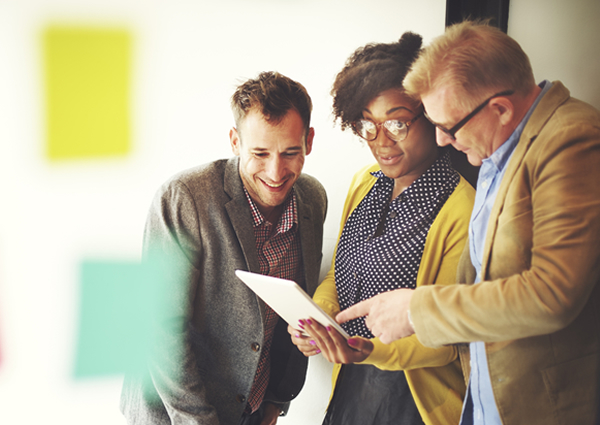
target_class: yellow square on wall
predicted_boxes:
[43,26,132,160]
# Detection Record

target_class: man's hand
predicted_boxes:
[336,289,415,344]
[259,403,281,425]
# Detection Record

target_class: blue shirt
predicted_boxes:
[460,81,552,425]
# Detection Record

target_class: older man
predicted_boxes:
[338,21,600,424]
[121,71,327,425]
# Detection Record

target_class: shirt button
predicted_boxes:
[389,211,397,219]
[236,394,246,404]
[353,272,358,280]
[251,342,260,352]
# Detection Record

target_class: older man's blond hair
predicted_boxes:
[403,20,536,111]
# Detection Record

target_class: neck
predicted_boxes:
[261,204,283,225]
[491,85,542,154]
[510,85,542,132]
[392,150,439,199]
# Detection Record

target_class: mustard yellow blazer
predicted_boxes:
[412,82,600,424]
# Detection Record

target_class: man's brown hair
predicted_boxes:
[231,71,312,137]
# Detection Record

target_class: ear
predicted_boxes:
[230,127,241,155]
[490,96,514,127]
[304,127,315,155]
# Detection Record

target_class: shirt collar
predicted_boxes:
[370,151,457,207]
[243,187,298,232]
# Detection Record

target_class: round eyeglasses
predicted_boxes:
[352,111,423,143]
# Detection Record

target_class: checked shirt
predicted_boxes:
[243,188,301,413]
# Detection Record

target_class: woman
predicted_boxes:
[289,32,475,425]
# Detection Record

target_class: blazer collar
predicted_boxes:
[480,81,570,276]
[224,156,244,199]
[223,156,261,274]
[293,178,317,291]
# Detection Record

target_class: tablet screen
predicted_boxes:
[235,270,350,339]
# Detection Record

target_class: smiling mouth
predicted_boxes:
[379,153,402,161]
[262,179,286,188]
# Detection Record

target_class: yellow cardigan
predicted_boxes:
[314,162,475,425]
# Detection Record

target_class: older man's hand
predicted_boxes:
[336,289,415,344]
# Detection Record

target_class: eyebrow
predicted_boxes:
[423,109,450,130]
[251,146,303,153]
[363,106,414,116]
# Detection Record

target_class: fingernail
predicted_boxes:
[295,334,300,338]
[298,319,305,325]
[347,339,358,346]
[309,340,316,345]
[326,326,332,331]
[307,319,313,325]
[316,349,321,354]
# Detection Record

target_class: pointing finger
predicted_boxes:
[336,298,374,324]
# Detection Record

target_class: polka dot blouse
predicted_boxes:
[336,152,460,338]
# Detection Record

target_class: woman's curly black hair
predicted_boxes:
[331,32,423,131]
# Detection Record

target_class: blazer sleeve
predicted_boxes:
[412,104,600,347]
[141,180,221,425]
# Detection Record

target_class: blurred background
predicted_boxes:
[0,0,599,423]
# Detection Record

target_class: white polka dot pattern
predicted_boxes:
[335,152,460,338]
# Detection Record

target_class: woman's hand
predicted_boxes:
[287,324,321,357]
[301,318,373,364]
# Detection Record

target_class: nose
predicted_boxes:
[435,128,453,147]
[372,129,396,147]
[265,155,285,182]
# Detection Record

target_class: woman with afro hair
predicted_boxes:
[290,32,474,425]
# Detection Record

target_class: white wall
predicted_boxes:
[509,0,600,109]
[0,0,598,424]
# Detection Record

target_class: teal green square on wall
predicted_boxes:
[73,257,182,378]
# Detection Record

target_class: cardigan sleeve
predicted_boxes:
[313,164,380,317]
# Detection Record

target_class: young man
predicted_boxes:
[121,71,327,425]
[339,21,600,424]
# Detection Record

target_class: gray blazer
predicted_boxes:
[120,157,327,425]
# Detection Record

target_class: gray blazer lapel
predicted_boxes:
[223,156,261,273]
[223,156,267,321]
[295,184,317,292]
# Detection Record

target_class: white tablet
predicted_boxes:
[235,270,350,339]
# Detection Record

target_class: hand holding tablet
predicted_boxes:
[235,270,350,339]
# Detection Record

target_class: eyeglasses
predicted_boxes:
[352,112,423,143]
[424,90,514,140]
